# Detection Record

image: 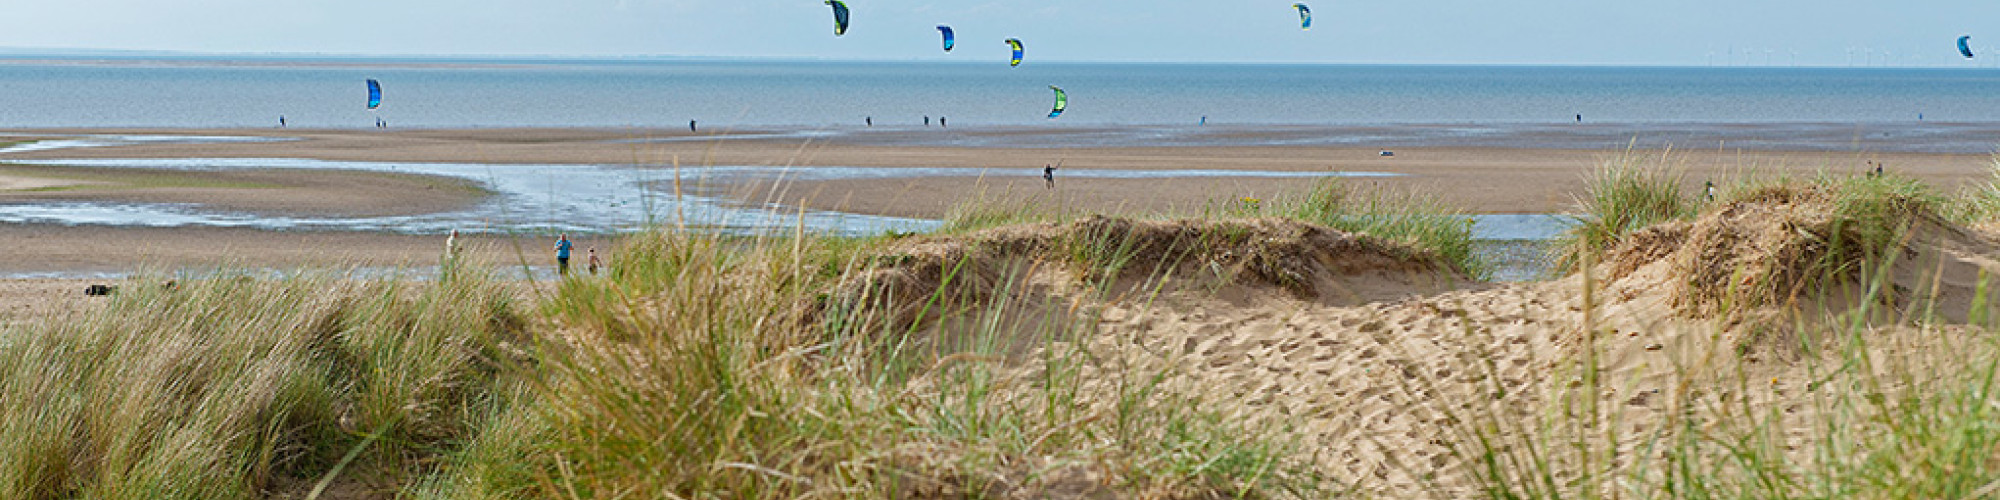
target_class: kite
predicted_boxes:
[1295,3,1312,30]
[1048,85,1067,119]
[826,1,850,36]
[1006,38,1024,67]
[366,79,382,109]
[1961,35,1976,59]
[938,25,955,52]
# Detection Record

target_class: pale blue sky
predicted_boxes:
[4,0,1998,66]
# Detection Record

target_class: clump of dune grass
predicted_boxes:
[940,186,1065,233]
[1277,177,1486,280]
[938,175,1483,280]
[1948,155,2000,228]
[1600,173,1950,319]
[0,268,523,498]
[1554,152,1696,273]
[423,226,1318,498]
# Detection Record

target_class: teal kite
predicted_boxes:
[1048,85,1066,119]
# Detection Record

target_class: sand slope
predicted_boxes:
[830,197,2000,496]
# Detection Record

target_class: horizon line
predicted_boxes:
[0,46,1985,71]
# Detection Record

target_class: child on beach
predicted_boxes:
[554,234,573,276]
[587,247,602,275]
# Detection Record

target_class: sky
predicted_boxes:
[3,0,1998,67]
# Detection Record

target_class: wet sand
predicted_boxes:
[0,163,488,218]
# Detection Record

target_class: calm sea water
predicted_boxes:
[5,57,2000,130]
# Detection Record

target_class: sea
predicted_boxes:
[5,56,2000,147]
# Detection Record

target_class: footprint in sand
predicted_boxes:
[1284,344,1319,363]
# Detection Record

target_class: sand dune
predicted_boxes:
[813,189,2000,495]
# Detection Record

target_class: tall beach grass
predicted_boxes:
[0,268,523,498]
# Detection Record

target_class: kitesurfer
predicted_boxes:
[1044,164,1057,189]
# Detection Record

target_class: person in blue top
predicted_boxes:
[554,233,574,276]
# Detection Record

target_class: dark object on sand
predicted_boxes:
[1379,150,1395,157]
[84,284,116,296]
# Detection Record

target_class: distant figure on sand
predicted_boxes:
[442,229,464,280]
[279,116,286,128]
[924,116,931,126]
[1704,181,1715,202]
[554,234,574,276]
[1200,116,1207,126]
[866,117,872,127]
[939,116,947,128]
[690,120,698,132]
[1043,163,1057,189]
[587,247,602,275]
[1576,114,1583,123]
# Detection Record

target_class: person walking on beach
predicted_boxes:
[554,234,574,276]
[279,116,286,128]
[442,229,464,280]
[690,120,698,133]
[939,116,947,128]
[1043,163,1057,189]
[865,117,872,127]
[924,116,931,127]
[587,247,602,275]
